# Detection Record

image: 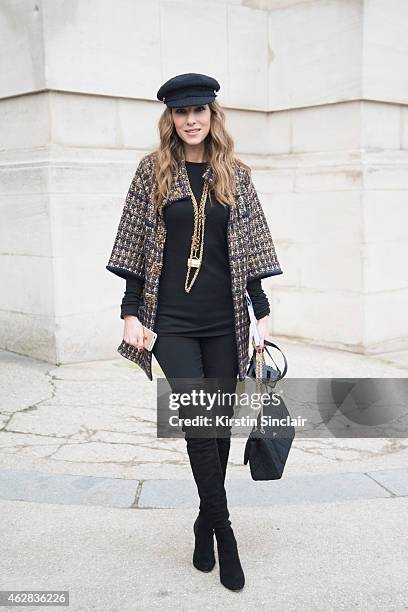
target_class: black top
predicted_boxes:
[121,160,270,329]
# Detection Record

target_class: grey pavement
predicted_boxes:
[0,338,408,611]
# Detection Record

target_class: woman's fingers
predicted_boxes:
[125,333,144,351]
[137,331,144,352]
[123,317,145,352]
[252,337,265,351]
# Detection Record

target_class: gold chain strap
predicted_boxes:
[255,348,266,433]
[185,179,209,293]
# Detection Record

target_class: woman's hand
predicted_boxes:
[251,314,269,351]
[123,315,145,353]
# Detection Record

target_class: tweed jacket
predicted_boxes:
[106,152,283,381]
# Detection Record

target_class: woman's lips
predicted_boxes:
[185,129,200,135]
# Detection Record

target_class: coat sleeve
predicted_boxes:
[245,171,283,281]
[106,159,149,281]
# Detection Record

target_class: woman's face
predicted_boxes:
[171,104,211,146]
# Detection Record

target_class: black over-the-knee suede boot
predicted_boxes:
[186,435,245,590]
[193,436,231,572]
[187,435,226,573]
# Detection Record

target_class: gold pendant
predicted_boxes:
[188,257,201,268]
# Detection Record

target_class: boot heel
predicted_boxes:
[193,515,215,572]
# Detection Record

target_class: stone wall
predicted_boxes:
[0,0,407,363]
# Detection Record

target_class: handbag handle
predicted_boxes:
[246,289,288,382]
[259,339,288,381]
[253,340,288,434]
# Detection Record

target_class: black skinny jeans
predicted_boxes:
[153,332,239,529]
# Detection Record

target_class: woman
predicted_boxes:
[106,73,283,591]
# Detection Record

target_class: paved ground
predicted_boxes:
[0,338,407,611]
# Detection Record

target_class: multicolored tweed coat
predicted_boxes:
[106,152,283,381]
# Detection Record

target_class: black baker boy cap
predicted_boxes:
[157,72,220,108]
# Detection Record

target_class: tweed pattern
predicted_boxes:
[106,152,283,381]
[106,164,149,281]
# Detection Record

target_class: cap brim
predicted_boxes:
[165,95,216,108]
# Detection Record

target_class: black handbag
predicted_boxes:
[244,339,294,480]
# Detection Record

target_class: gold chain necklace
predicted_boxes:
[184,178,209,293]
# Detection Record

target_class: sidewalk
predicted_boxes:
[0,338,407,611]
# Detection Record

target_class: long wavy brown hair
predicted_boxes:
[150,101,250,215]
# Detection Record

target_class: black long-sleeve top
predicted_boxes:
[120,160,270,328]
[121,276,270,321]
